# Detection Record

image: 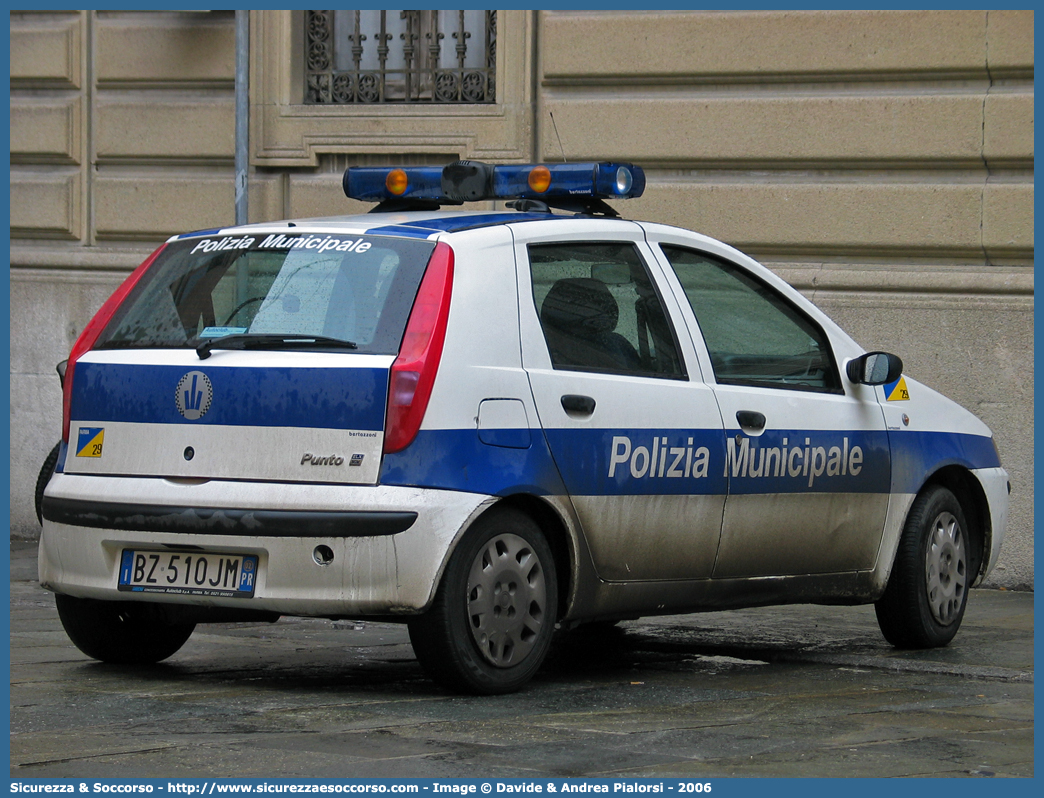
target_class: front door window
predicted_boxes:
[660,245,841,393]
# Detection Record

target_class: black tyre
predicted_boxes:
[35,442,61,525]
[408,508,558,695]
[875,485,972,648]
[55,594,196,664]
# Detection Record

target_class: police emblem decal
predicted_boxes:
[175,371,213,420]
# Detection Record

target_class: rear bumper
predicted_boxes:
[43,495,418,538]
[39,473,492,616]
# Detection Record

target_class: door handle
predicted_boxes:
[736,410,766,433]
[561,395,596,415]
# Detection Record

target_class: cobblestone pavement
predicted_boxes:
[9,541,1033,778]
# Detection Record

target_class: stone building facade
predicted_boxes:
[9,10,1033,586]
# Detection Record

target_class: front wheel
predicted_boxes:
[408,508,558,694]
[56,595,196,664]
[875,485,973,648]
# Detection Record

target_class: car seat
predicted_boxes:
[540,277,642,372]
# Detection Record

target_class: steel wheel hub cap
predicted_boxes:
[925,511,967,625]
[466,533,547,667]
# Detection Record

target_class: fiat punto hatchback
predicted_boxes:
[39,161,1009,694]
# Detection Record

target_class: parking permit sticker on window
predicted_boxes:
[885,376,910,401]
[200,326,248,338]
[76,427,105,457]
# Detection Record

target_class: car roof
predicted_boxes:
[169,209,645,243]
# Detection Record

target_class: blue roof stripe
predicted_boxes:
[360,224,439,240]
[177,228,225,239]
[365,212,559,237]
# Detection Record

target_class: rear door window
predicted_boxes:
[529,242,685,379]
[97,233,437,355]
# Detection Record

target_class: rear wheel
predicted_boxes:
[55,594,196,664]
[408,508,558,694]
[35,442,61,525]
[875,485,972,648]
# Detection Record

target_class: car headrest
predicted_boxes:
[540,278,618,336]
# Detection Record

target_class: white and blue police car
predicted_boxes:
[38,161,1009,694]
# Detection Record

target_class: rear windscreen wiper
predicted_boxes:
[196,334,358,360]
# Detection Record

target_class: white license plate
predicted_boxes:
[118,550,258,598]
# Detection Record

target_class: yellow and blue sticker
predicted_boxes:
[884,376,910,401]
[76,427,105,457]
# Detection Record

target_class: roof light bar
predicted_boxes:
[485,162,645,202]
[343,166,446,202]
[343,161,646,208]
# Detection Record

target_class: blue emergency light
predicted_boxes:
[342,161,646,215]
[344,166,448,202]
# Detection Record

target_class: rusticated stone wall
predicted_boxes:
[9,10,1033,587]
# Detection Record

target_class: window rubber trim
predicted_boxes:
[42,497,417,538]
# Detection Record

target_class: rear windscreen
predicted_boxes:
[96,233,438,355]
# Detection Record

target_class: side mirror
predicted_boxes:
[846,351,903,386]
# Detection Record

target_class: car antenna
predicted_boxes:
[549,110,567,162]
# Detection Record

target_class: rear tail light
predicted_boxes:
[383,242,454,454]
[61,244,167,443]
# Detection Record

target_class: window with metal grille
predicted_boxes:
[305,10,496,104]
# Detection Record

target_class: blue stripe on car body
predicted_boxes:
[379,426,999,499]
[379,428,568,498]
[888,429,1000,494]
[71,362,387,431]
